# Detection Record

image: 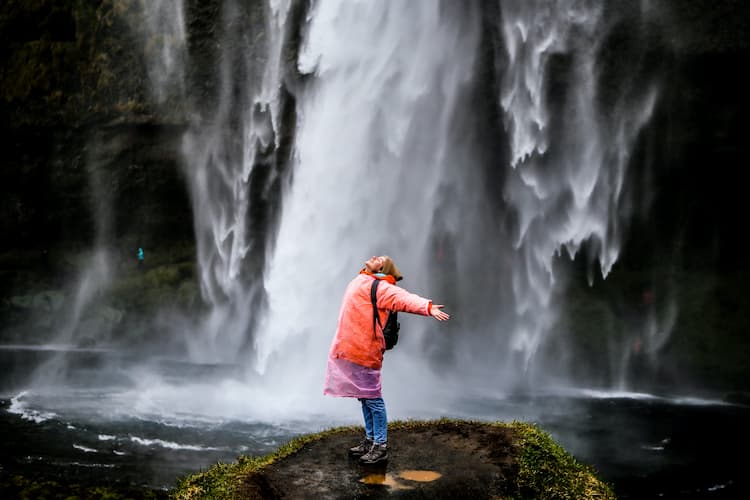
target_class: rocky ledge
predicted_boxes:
[172,419,615,500]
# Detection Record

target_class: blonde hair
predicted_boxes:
[379,255,403,282]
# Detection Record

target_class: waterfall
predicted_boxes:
[180,0,294,362]
[250,0,485,411]
[139,0,187,104]
[121,0,661,406]
[243,0,662,401]
[27,1,189,386]
[497,0,658,382]
[30,136,119,387]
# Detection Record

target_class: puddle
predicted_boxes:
[360,469,442,489]
[359,473,413,490]
[398,470,442,482]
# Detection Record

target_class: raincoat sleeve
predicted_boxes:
[375,281,432,316]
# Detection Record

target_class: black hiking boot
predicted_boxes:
[359,443,388,464]
[349,438,373,457]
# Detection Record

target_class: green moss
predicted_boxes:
[108,261,197,313]
[510,421,616,500]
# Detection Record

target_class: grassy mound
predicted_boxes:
[171,419,616,500]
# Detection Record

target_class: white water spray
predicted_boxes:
[138,0,187,104]
[27,0,189,388]
[30,136,120,387]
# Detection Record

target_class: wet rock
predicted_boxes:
[252,423,518,499]
[175,420,616,500]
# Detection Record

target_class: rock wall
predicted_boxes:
[2,0,748,264]
[1,0,194,255]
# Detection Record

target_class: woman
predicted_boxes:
[323,255,450,464]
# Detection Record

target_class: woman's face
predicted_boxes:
[365,255,384,273]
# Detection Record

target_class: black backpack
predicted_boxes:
[370,278,400,350]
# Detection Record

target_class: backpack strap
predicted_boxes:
[370,278,383,336]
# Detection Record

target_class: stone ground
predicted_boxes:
[237,421,519,499]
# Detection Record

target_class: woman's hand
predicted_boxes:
[430,304,450,321]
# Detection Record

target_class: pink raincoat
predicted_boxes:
[323,271,432,399]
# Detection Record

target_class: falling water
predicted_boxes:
[497,0,658,383]
[67,0,668,411]
[27,0,188,392]
[250,0,662,404]
[137,0,187,105]
[180,0,294,362]
[30,134,120,386]
[37,0,188,360]
[253,0,484,410]
[27,0,664,413]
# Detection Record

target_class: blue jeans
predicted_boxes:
[358,397,387,445]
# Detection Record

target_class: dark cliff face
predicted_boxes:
[0,0,298,256]
[1,0,748,261]
[1,0,193,256]
[627,0,750,274]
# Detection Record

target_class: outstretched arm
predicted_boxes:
[429,304,450,321]
[376,281,450,320]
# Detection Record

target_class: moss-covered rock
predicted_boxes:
[171,419,616,500]
[0,242,199,345]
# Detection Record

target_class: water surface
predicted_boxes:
[1,345,748,499]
